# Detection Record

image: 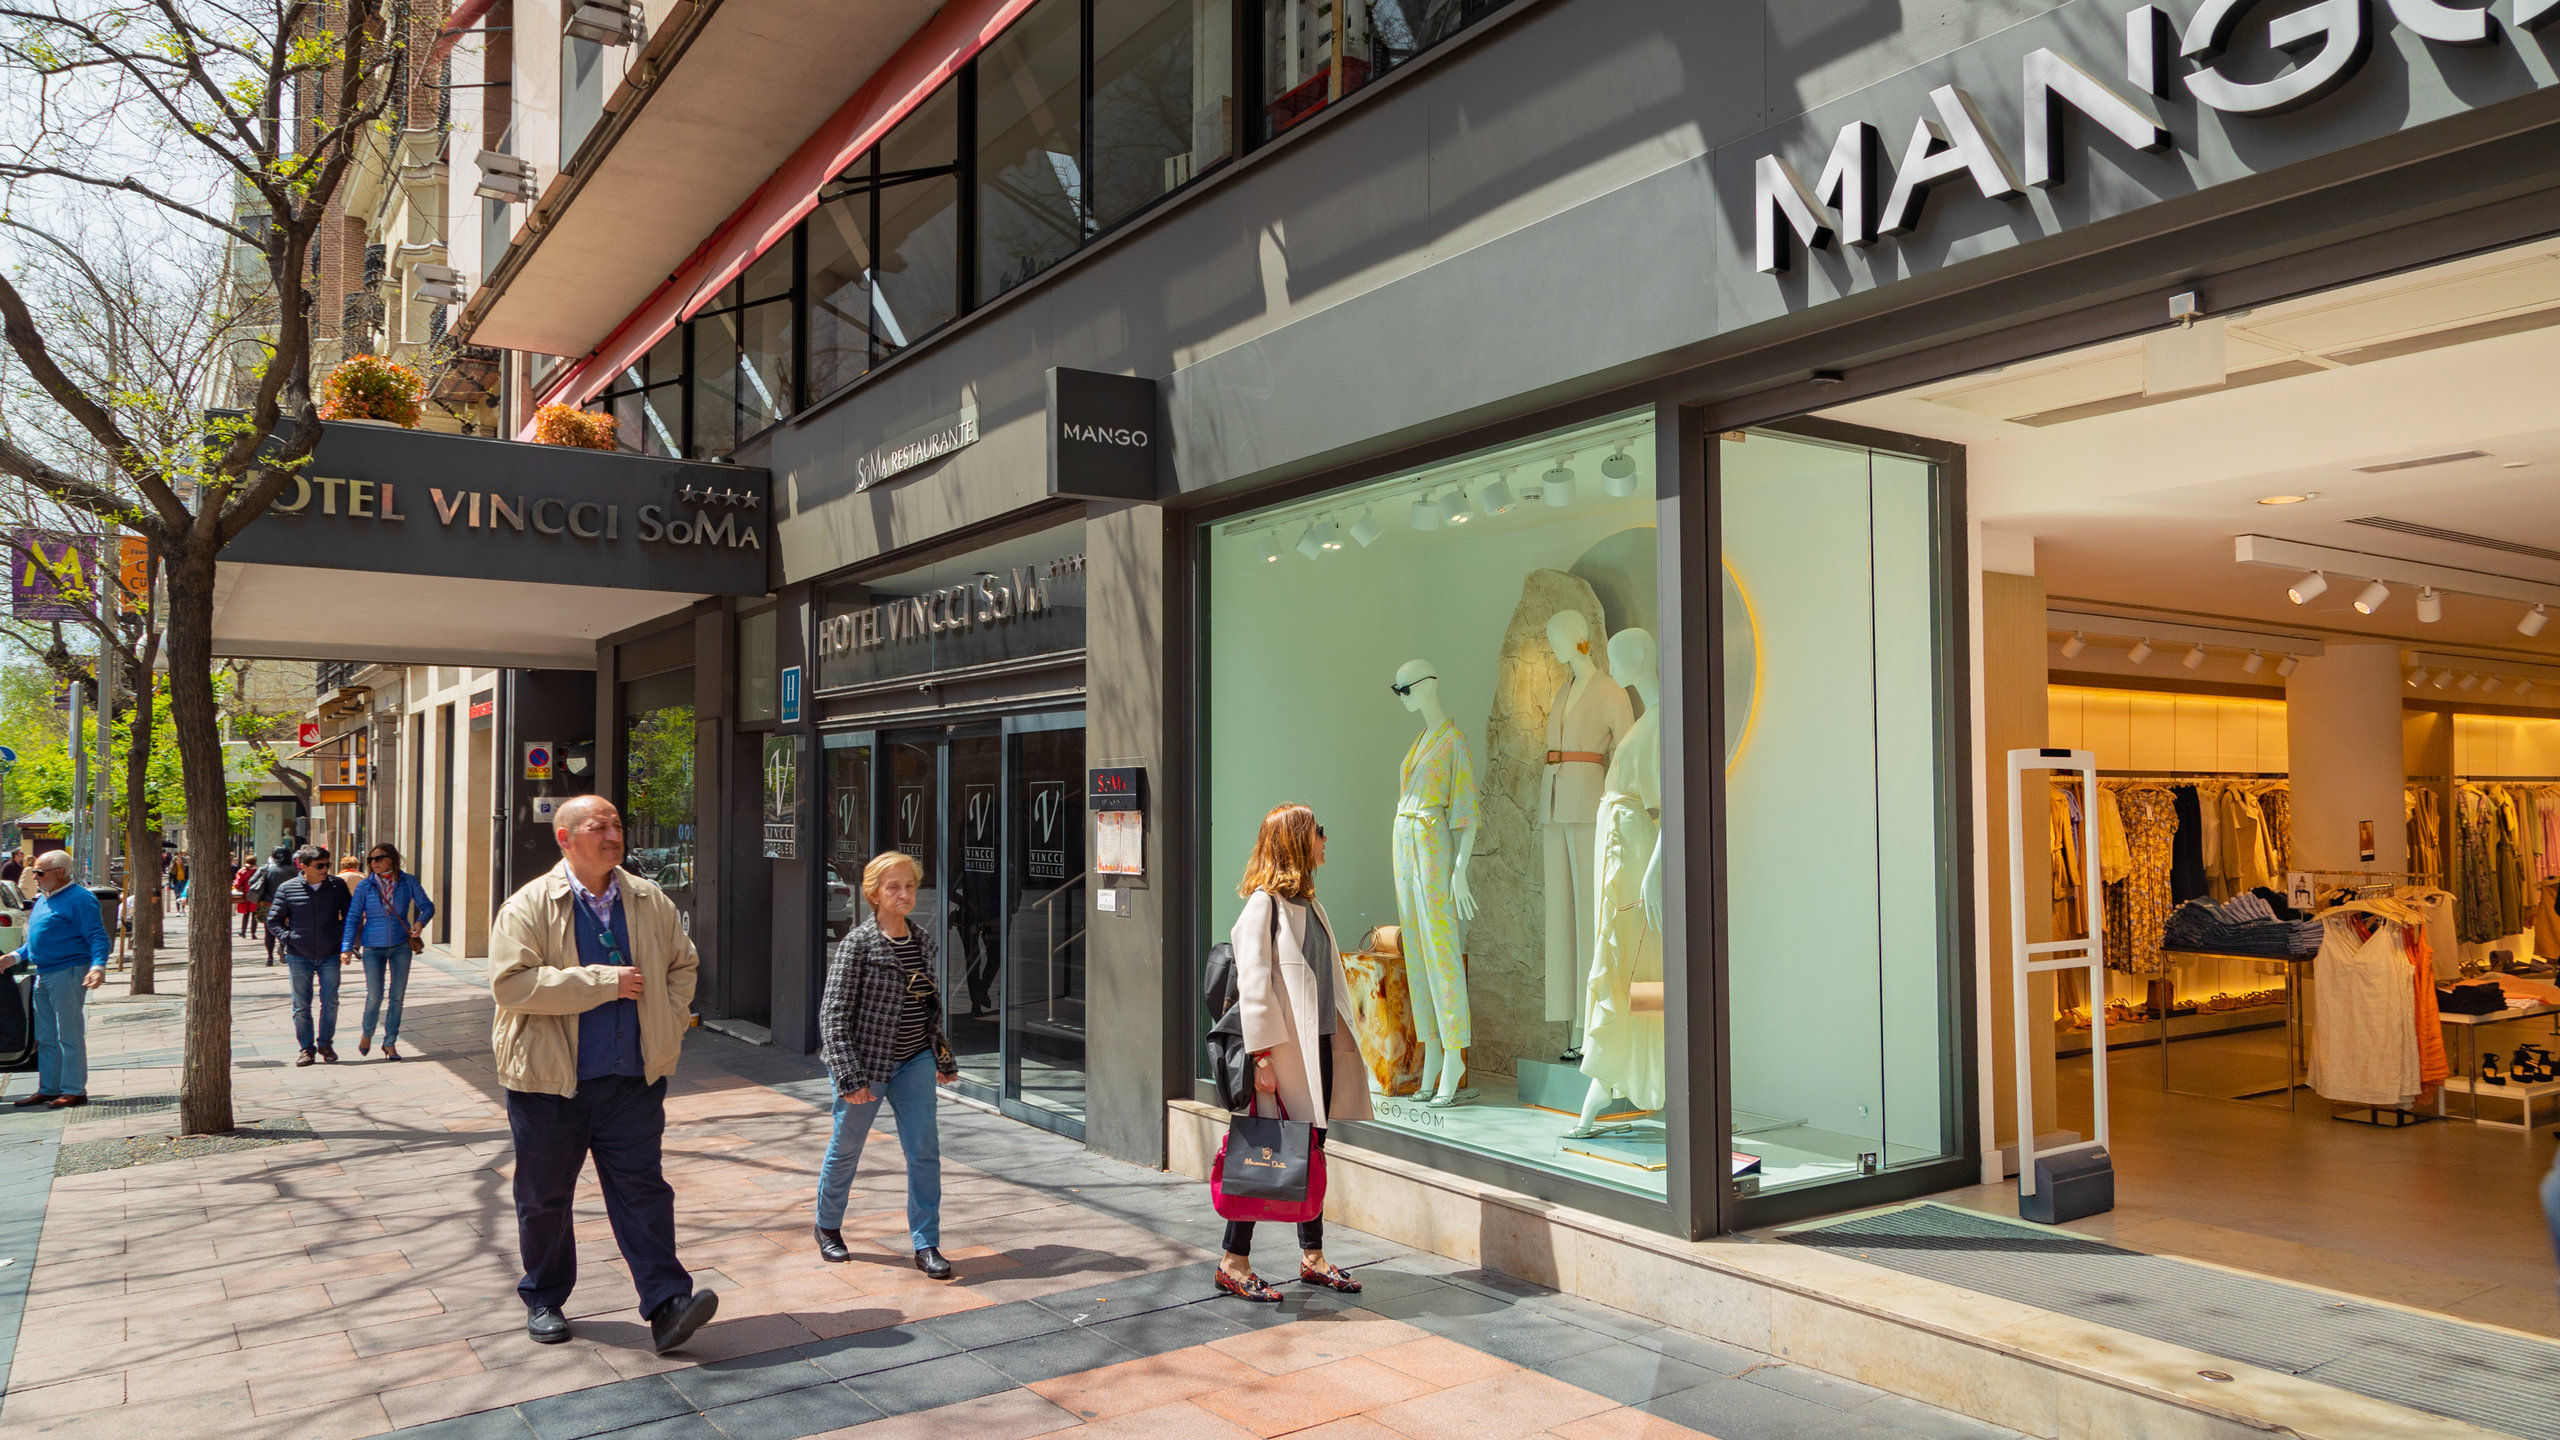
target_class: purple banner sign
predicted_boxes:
[11,531,101,622]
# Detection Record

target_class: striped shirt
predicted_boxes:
[887,933,935,1065]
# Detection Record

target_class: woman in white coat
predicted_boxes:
[1219,802,1372,1302]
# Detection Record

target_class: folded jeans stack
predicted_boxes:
[2161,892,2324,959]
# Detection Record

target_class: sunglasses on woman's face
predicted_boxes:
[1388,675,1436,698]
[1315,825,1326,840]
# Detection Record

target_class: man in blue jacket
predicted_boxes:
[6,850,108,1108]
[267,846,351,1066]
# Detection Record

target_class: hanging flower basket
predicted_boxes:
[318,354,427,428]
[533,403,619,451]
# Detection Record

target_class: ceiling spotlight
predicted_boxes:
[2524,604,2550,638]
[2433,669,2454,689]
[1410,495,1441,531]
[2277,654,2299,677]
[1258,531,1282,564]
[2459,672,2481,691]
[1600,448,1638,498]
[2503,461,2531,470]
[1349,509,1385,547]
[1479,474,1519,516]
[2126,638,2153,664]
[1439,488,1475,526]
[2288,571,2328,605]
[2407,667,2429,687]
[2059,632,2086,659]
[2182,644,2207,670]
[2256,494,2311,505]
[1313,517,1344,551]
[2352,580,2391,615]
[2518,677,2536,695]
[1542,460,1577,507]
[2483,675,2504,694]
[1295,522,1326,560]
[2416,587,2442,624]
[2243,650,2265,674]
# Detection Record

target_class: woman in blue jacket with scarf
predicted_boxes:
[340,843,436,1059]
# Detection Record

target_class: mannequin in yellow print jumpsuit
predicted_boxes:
[1392,659,1479,1107]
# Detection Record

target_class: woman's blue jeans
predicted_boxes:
[814,1049,941,1251]
[360,945,411,1045]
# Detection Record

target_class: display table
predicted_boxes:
[2435,1001,2560,1129]
[2155,950,2313,1110]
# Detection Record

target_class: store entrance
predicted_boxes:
[1795,231,2560,1338]
[823,712,1089,1136]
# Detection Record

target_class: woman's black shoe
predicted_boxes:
[913,1246,954,1280]
[815,1226,851,1263]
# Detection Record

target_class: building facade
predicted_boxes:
[383,0,2560,1264]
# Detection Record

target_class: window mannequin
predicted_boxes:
[1540,610,1634,1059]
[1392,658,1478,1106]
[1568,629,1666,1137]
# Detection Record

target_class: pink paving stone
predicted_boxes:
[808,1387,1084,1440]
[123,1331,360,1405]
[1366,1371,1620,1440]
[0,1383,258,1440]
[0,1373,126,1423]
[1028,1345,1266,1420]
[375,1349,622,1429]
[1190,1357,1440,1438]
[1550,1410,1723,1440]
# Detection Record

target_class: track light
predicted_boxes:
[2126,638,2153,664]
[1349,509,1384,547]
[1296,522,1325,560]
[1600,448,1638,498]
[2525,604,2550,638]
[2059,632,2086,659]
[1439,489,1475,526]
[2518,678,2537,696]
[2288,571,2327,605]
[2417,587,2442,623]
[1313,517,1343,552]
[1541,460,1577,507]
[1409,496,1440,531]
[1258,532,1282,564]
[2483,675,2504,694]
[2352,580,2391,615]
[2459,672,2480,691]
[1479,475,1519,516]
[2433,669,2454,689]
[2277,654,2299,677]
[2407,667,2429,687]
[2182,644,2207,670]
[2243,651,2265,675]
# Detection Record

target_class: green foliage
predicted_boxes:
[626,705,696,831]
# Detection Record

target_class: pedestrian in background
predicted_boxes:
[1217,802,1366,1302]
[2,850,24,884]
[232,859,259,937]
[5,851,107,1108]
[343,842,434,1060]
[267,846,351,1066]
[813,851,960,1279]
[489,795,716,1354]
[252,845,295,964]
[169,852,188,913]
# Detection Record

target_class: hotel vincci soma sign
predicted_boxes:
[222,423,770,596]
[1740,0,2560,301]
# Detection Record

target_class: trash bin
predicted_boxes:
[91,887,122,943]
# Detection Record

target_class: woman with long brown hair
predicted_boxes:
[1218,802,1370,1301]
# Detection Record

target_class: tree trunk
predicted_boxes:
[123,671,158,995]
[166,548,235,1136]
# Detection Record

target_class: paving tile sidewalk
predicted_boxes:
[0,936,2022,1440]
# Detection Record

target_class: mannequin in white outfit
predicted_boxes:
[1540,610,1634,1059]
[1569,630,1667,1137]
[1393,659,1479,1106]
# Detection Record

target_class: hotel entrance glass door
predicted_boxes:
[822,713,1088,1136]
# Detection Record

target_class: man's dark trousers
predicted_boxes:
[507,1075,690,1316]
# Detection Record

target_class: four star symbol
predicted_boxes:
[672,483,764,508]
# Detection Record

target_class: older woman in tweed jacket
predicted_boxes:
[813,851,960,1278]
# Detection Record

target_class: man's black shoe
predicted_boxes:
[649,1289,719,1354]
[814,1226,850,1263]
[914,1246,954,1280]
[319,1046,339,1063]
[526,1306,571,1344]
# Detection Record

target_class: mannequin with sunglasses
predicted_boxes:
[1392,659,1478,1106]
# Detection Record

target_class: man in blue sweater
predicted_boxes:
[6,851,108,1108]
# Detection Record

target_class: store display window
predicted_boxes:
[1717,428,1963,1200]
[1203,412,1674,1197]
